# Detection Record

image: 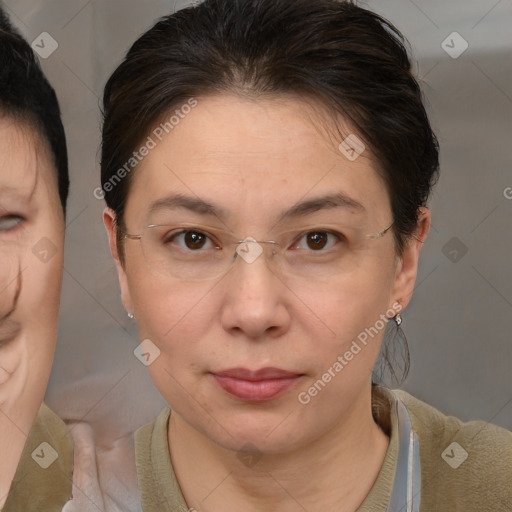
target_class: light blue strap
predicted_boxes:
[386,394,421,512]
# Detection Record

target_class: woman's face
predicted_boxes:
[106,94,427,453]
[0,118,64,426]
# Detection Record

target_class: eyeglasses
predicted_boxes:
[122,220,394,282]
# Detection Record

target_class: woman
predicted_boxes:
[0,9,73,511]
[101,0,511,510]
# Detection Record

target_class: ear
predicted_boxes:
[390,207,431,311]
[103,207,134,315]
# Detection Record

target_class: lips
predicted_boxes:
[212,367,304,402]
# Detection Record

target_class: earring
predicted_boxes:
[127,312,134,319]
[373,311,409,387]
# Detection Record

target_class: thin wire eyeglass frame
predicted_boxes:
[121,220,395,281]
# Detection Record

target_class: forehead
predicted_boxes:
[0,117,55,196]
[127,94,390,222]
[148,94,367,166]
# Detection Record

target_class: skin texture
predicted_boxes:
[0,118,65,507]
[104,94,429,512]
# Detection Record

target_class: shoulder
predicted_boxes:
[36,402,73,445]
[135,406,171,457]
[394,389,512,511]
[3,403,73,512]
[26,402,74,470]
[134,407,174,510]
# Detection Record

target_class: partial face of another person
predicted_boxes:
[0,117,65,424]
[105,94,426,454]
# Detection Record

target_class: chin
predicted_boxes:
[202,407,307,454]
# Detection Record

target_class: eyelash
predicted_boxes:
[166,229,345,251]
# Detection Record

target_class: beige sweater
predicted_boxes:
[135,386,512,511]
[2,402,73,512]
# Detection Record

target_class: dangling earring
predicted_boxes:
[391,312,409,383]
[127,312,134,319]
[374,310,409,387]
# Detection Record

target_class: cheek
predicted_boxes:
[128,277,220,406]
[20,185,66,332]
[290,260,397,393]
[21,237,64,334]
[128,270,217,356]
[296,267,394,338]
[1,230,66,399]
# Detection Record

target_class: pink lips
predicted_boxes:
[212,367,303,402]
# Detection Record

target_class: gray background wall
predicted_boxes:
[4,0,511,440]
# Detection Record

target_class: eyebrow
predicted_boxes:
[148,192,365,222]
[149,194,224,217]
[277,193,365,222]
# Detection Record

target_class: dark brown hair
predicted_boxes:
[0,8,69,212]
[101,0,439,250]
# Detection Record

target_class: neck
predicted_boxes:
[168,385,390,512]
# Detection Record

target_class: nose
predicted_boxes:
[219,245,292,340]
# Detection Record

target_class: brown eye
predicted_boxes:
[183,230,208,250]
[163,228,219,252]
[306,232,328,250]
[293,231,339,251]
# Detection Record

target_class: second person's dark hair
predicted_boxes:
[0,8,69,212]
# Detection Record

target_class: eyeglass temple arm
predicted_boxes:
[366,221,394,240]
[123,233,142,240]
